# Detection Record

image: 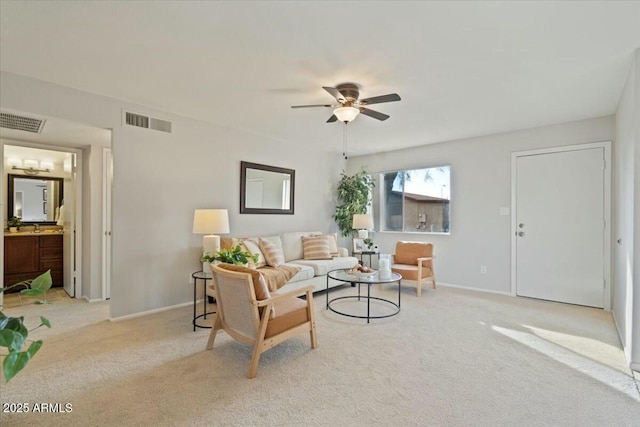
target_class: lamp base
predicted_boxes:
[357,230,369,239]
[202,235,221,273]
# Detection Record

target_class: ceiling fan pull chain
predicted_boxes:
[343,123,348,160]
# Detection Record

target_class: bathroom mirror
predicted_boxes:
[240,161,295,214]
[7,174,64,224]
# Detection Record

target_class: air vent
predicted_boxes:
[0,112,46,133]
[124,111,172,133]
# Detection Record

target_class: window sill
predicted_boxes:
[376,230,450,236]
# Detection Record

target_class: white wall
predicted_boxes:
[614,49,640,371]
[0,71,344,318]
[347,116,615,295]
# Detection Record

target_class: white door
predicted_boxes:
[62,153,76,297]
[515,147,605,308]
[102,148,112,300]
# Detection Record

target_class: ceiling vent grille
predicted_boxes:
[0,112,46,133]
[124,111,172,133]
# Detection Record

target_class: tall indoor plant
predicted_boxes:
[333,170,375,237]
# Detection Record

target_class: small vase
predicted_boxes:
[9,227,18,233]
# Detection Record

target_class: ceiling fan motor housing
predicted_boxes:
[336,83,360,102]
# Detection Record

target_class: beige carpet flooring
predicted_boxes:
[1,285,639,427]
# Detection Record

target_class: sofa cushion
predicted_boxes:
[290,257,359,276]
[280,231,321,262]
[241,238,266,268]
[259,238,285,267]
[302,235,332,260]
[280,262,315,282]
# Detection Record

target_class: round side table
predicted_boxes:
[191,271,216,331]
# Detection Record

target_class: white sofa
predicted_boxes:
[220,231,359,296]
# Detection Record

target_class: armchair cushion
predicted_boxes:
[265,296,309,338]
[394,241,433,265]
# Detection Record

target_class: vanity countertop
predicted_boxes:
[5,230,64,237]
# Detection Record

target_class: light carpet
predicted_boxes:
[1,285,639,427]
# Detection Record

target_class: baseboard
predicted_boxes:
[436,282,512,297]
[81,296,105,303]
[109,301,192,322]
[630,362,640,373]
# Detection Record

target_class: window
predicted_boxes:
[379,166,450,233]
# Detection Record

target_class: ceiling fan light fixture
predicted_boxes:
[334,106,360,123]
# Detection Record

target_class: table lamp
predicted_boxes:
[353,213,374,239]
[193,209,230,273]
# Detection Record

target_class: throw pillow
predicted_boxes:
[320,233,339,257]
[241,238,266,268]
[302,235,332,260]
[259,238,285,267]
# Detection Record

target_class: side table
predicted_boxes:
[191,271,216,331]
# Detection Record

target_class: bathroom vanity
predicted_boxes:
[4,233,64,290]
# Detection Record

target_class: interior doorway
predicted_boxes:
[1,111,112,304]
[510,141,612,309]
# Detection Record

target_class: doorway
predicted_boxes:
[511,142,612,309]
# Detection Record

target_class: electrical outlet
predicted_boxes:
[480,265,487,274]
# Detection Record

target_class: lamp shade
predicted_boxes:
[352,214,374,230]
[193,209,230,234]
[334,106,360,123]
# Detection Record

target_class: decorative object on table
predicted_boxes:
[347,264,376,278]
[7,216,22,233]
[333,170,374,237]
[193,209,230,272]
[201,244,259,267]
[363,238,374,251]
[391,241,436,297]
[379,254,392,279]
[352,238,365,254]
[0,270,52,382]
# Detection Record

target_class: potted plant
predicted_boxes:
[7,216,23,233]
[0,270,52,382]
[333,170,375,237]
[201,244,259,267]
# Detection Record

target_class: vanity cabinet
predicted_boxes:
[4,234,64,290]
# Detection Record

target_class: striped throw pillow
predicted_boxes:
[302,235,332,260]
[241,238,266,268]
[259,238,285,267]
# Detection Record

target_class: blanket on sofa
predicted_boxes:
[259,265,301,291]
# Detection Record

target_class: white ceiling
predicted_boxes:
[1,1,639,157]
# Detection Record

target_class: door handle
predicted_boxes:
[519,223,525,228]
[518,231,525,237]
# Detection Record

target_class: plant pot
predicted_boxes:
[9,227,18,233]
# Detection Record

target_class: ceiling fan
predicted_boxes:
[291,83,401,123]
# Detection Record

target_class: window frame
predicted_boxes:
[375,165,451,235]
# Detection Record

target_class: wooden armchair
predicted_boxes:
[391,241,436,297]
[207,264,318,379]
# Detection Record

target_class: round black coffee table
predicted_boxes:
[326,269,402,323]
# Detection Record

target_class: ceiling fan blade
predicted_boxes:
[326,114,338,123]
[359,93,401,105]
[359,107,390,121]
[291,104,334,109]
[323,86,346,102]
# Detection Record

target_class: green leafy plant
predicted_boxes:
[201,245,259,266]
[7,216,23,229]
[363,238,374,250]
[333,170,375,237]
[0,270,52,382]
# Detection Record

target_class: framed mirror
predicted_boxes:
[240,161,295,214]
[7,174,64,224]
